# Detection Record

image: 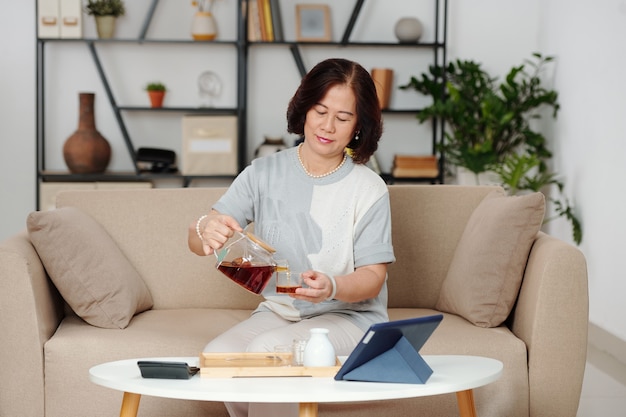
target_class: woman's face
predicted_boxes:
[303,84,357,157]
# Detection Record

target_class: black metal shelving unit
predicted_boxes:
[250,0,447,184]
[35,0,447,208]
[35,0,247,208]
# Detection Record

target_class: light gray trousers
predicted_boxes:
[203,311,364,417]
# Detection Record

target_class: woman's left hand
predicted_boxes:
[290,264,387,304]
[291,271,333,303]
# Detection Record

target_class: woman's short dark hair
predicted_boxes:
[286,58,383,164]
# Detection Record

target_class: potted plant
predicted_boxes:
[84,0,126,39]
[145,82,167,108]
[400,53,582,244]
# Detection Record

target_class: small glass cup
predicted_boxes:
[273,344,293,367]
[292,339,307,366]
[275,262,303,294]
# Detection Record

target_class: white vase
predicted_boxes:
[191,11,217,41]
[303,328,336,367]
[394,17,423,43]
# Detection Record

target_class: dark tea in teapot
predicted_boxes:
[217,257,275,294]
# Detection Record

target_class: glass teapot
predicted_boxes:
[214,230,278,294]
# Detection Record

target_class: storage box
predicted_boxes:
[181,115,238,175]
[38,0,60,38]
[60,0,83,38]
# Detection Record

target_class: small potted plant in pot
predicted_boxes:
[84,0,126,39]
[145,82,167,108]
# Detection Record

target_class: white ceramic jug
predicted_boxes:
[303,328,336,367]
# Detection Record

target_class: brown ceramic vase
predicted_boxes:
[63,92,111,174]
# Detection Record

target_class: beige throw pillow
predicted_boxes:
[27,207,153,329]
[436,190,545,328]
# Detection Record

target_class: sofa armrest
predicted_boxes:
[510,232,588,417]
[0,232,64,417]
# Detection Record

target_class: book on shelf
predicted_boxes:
[248,0,262,41]
[392,155,439,178]
[255,0,268,40]
[256,0,274,41]
[269,0,283,41]
[251,0,283,41]
[262,0,274,41]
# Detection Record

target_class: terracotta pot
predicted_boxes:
[148,90,165,108]
[63,93,111,174]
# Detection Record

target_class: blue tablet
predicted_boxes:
[334,314,443,383]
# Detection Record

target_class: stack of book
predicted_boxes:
[392,155,439,178]
[248,0,284,42]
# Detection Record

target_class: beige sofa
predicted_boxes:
[0,185,588,417]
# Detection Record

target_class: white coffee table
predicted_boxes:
[89,355,502,417]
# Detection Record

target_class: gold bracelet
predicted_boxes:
[195,214,208,242]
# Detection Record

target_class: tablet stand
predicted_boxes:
[340,335,433,384]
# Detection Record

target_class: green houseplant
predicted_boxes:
[85,0,126,17]
[84,0,126,39]
[400,53,582,244]
[145,82,167,108]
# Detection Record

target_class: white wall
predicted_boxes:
[540,0,626,343]
[0,2,36,238]
[1,0,624,344]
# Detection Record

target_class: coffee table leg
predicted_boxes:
[119,392,141,417]
[456,389,477,417]
[299,402,318,417]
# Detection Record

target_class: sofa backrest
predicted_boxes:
[386,185,499,309]
[56,187,261,310]
[56,184,499,311]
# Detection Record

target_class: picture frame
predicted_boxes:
[295,4,331,42]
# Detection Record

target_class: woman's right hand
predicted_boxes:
[188,210,243,256]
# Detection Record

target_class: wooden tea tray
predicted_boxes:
[199,352,341,378]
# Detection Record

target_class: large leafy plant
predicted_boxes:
[401,53,582,244]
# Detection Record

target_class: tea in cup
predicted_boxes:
[276,266,303,294]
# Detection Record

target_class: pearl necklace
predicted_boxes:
[297,143,347,178]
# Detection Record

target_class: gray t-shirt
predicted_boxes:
[213,146,395,330]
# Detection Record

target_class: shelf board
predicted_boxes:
[250,40,444,48]
[39,171,237,182]
[39,171,441,185]
[382,109,423,115]
[117,106,238,114]
[380,173,443,184]
[38,38,238,45]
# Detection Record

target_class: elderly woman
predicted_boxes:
[189,58,395,417]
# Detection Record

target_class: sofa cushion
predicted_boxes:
[436,190,545,327]
[27,207,153,329]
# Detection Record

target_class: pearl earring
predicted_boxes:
[354,131,360,141]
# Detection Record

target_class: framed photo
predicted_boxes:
[295,4,331,42]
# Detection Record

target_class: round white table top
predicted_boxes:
[90,355,502,404]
